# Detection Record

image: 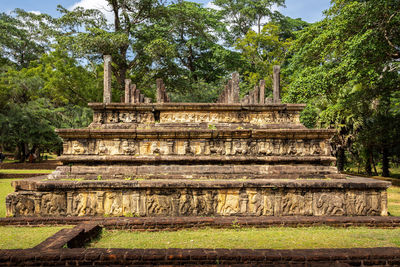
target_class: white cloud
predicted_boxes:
[70,0,109,11]
[205,1,222,10]
[29,11,42,15]
[69,0,114,22]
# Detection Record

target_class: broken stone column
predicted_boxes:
[273,65,281,104]
[103,55,112,104]
[156,78,164,103]
[124,79,131,104]
[226,80,233,103]
[232,72,240,103]
[156,78,169,103]
[259,80,265,104]
[134,86,140,103]
[130,84,137,104]
[253,85,259,104]
[144,97,152,103]
[243,95,250,104]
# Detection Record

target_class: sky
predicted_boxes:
[0,0,331,23]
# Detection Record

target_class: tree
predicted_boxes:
[285,0,400,176]
[212,0,285,44]
[235,22,291,95]
[0,10,53,69]
[56,0,162,95]
[136,1,241,101]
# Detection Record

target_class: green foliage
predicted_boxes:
[235,23,291,94]
[133,1,240,100]
[286,0,400,175]
[0,10,53,69]
[213,0,285,43]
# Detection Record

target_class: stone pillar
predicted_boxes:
[273,65,281,103]
[232,72,240,103]
[249,92,254,104]
[253,85,259,104]
[139,93,144,103]
[130,84,136,103]
[226,80,233,103]
[156,78,165,103]
[259,80,265,104]
[134,86,140,103]
[103,55,112,104]
[124,79,131,104]
[144,97,152,103]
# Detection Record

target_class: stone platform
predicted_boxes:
[5,67,391,217]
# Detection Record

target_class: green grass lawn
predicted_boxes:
[0,179,19,217]
[388,186,400,216]
[346,166,400,179]
[90,226,400,249]
[0,226,70,249]
[0,169,53,174]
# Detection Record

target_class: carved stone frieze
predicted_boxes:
[158,111,300,125]
[63,138,331,157]
[6,186,389,217]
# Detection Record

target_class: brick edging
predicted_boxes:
[2,216,400,229]
[33,222,101,250]
[1,247,400,265]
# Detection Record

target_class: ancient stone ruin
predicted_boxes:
[6,56,390,217]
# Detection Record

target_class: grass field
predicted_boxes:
[346,166,400,179]
[0,226,70,249]
[0,179,19,217]
[90,226,400,249]
[388,186,400,216]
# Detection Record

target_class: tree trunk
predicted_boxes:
[365,147,372,176]
[371,154,378,176]
[382,146,390,177]
[336,147,345,172]
[16,142,27,163]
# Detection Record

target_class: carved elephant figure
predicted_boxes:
[147,195,171,215]
[317,194,344,215]
[282,193,304,215]
[15,197,35,216]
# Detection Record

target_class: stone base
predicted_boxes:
[7,177,389,217]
